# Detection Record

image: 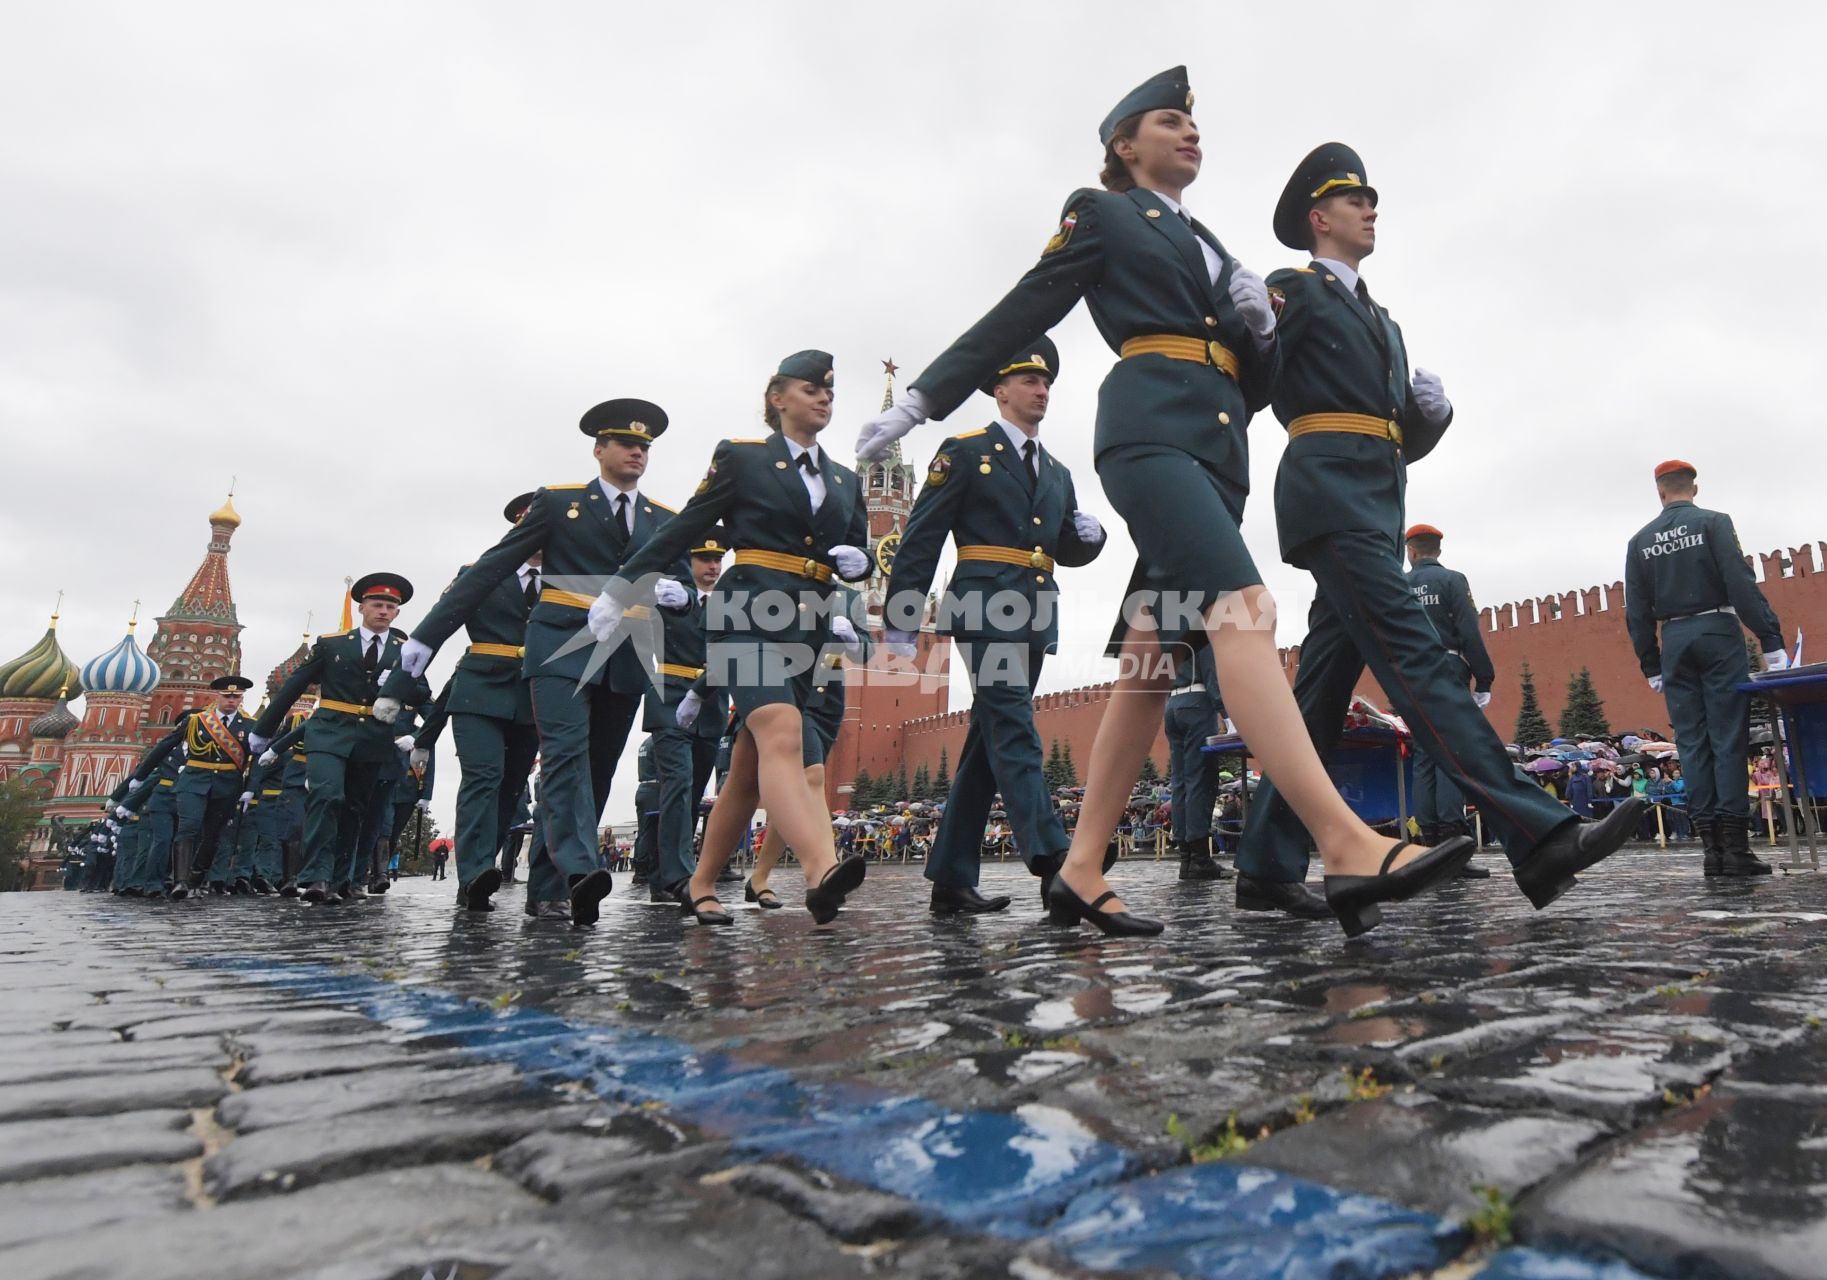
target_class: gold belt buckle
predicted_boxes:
[802,558,818,578]
[1029,549,1048,569]
[1206,340,1223,366]
[1387,419,1403,445]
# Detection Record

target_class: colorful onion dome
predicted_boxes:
[0,616,82,701]
[80,624,161,695]
[30,695,78,740]
[210,492,242,529]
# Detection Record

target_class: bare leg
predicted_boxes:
[743,704,838,885]
[686,729,760,908]
[1060,589,1420,911]
[749,762,825,893]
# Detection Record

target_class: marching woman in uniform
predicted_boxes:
[855,67,1472,937]
[592,351,874,925]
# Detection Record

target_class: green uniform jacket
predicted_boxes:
[132,708,251,795]
[391,565,534,723]
[642,583,728,740]
[120,756,182,816]
[613,433,872,647]
[410,482,682,690]
[1264,262,1449,565]
[884,425,1101,646]
[255,630,432,758]
[1407,557,1495,691]
[912,187,1278,472]
[1624,501,1783,676]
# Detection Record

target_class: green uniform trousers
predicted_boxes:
[1659,614,1752,820]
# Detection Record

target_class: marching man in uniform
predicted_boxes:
[129,673,255,899]
[882,335,1108,914]
[1626,460,1786,877]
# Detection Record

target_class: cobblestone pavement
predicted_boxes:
[2,843,1823,1280]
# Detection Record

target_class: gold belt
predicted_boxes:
[186,759,241,772]
[733,549,834,583]
[1119,334,1240,380]
[261,788,283,796]
[1287,412,1402,447]
[658,663,705,680]
[957,544,1056,573]
[318,698,373,717]
[538,588,648,618]
[158,778,174,787]
[468,642,525,659]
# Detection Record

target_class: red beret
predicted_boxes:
[1404,524,1443,541]
[1654,459,1697,480]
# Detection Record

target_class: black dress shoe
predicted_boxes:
[368,877,391,895]
[301,880,332,903]
[650,879,682,904]
[1457,862,1491,879]
[458,867,502,912]
[167,881,190,901]
[1514,796,1646,909]
[931,883,1012,915]
[1045,876,1164,936]
[744,879,784,909]
[717,863,743,884]
[1179,839,1231,881]
[1325,836,1475,937]
[568,869,614,927]
[229,878,252,896]
[524,898,571,921]
[1234,872,1332,918]
[682,893,734,926]
[249,876,276,895]
[277,878,298,898]
[805,857,867,924]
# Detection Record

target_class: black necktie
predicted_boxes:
[363,635,380,671]
[798,450,819,475]
[524,569,540,607]
[1355,278,1374,308]
[1021,440,1038,480]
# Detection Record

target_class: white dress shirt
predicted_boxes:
[1312,256,1361,295]
[783,438,827,511]
[517,563,541,594]
[1148,189,1223,285]
[995,419,1042,478]
[355,625,390,665]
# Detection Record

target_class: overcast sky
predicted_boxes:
[6,3,1824,829]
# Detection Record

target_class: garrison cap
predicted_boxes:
[580,398,668,443]
[691,525,730,558]
[1404,524,1444,541]
[1654,459,1697,481]
[350,572,414,605]
[1275,142,1378,250]
[1099,66,1194,145]
[210,674,254,692]
[777,350,836,387]
[503,491,537,524]
[980,334,1060,395]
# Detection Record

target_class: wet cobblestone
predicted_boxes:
[0,845,1821,1279]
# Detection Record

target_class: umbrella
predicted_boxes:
[1525,757,1567,773]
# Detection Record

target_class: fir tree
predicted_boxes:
[1558,667,1610,739]
[896,760,910,803]
[913,764,931,801]
[1044,738,1066,789]
[851,767,874,809]
[1137,756,1162,785]
[934,747,950,796]
[1515,662,1552,746]
[1061,740,1080,788]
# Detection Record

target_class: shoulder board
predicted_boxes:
[725,437,770,446]
[953,427,990,440]
[391,628,410,640]
[316,629,353,640]
[646,499,677,514]
[1291,266,1316,274]
[546,483,587,491]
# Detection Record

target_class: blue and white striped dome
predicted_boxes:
[81,627,161,695]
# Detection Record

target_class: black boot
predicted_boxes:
[457,867,502,912]
[169,839,195,897]
[1179,836,1230,881]
[1718,813,1773,877]
[1701,817,1724,877]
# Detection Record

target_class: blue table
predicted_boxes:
[1203,724,1413,831]
[1737,666,1827,869]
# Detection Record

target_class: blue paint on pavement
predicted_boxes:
[202,958,1671,1280]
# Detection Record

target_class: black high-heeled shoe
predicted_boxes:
[744,879,783,910]
[682,894,734,926]
[805,856,867,924]
[1323,836,1474,938]
[1044,876,1165,937]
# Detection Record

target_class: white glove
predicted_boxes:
[393,734,415,752]
[115,805,131,819]
[248,733,271,755]
[1764,650,1792,672]
[675,689,703,729]
[372,696,403,725]
[410,747,430,771]
[856,388,930,463]
[400,638,434,678]
[588,592,624,643]
[1473,691,1492,709]
[1071,511,1105,545]
[105,819,120,832]
[1412,368,1452,426]
[1227,263,1276,337]
[1648,676,1665,693]
[830,545,869,581]
[884,628,919,659]
[415,798,431,812]
[830,615,860,652]
[258,748,278,767]
[654,578,690,610]
[238,792,253,812]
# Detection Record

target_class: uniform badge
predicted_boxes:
[926,453,951,487]
[566,502,580,519]
[978,454,993,475]
[1042,210,1078,256]
[696,462,716,495]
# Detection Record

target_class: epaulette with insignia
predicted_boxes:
[953,427,990,440]
[647,499,677,514]
[726,438,769,445]
[317,629,352,640]
[1291,266,1315,274]
[546,483,587,490]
